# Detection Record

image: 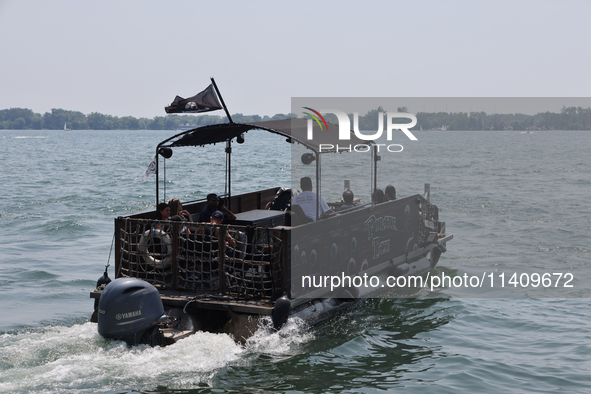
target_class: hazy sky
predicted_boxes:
[1,0,589,119]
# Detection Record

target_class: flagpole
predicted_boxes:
[210,77,233,124]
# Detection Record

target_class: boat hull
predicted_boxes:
[91,188,451,345]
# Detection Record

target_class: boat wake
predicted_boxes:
[0,318,313,393]
[245,316,314,355]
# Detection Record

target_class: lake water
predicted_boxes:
[1,128,590,393]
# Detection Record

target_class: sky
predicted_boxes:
[1,0,590,119]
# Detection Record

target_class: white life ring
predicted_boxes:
[138,228,172,269]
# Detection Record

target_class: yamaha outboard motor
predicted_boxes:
[97,278,166,346]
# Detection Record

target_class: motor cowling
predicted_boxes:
[97,278,165,346]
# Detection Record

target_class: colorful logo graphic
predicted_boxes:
[304,108,418,142]
[303,107,328,131]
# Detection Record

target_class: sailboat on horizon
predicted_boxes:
[64,122,71,131]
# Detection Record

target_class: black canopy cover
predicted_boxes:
[158,118,372,153]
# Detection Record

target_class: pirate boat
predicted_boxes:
[90,79,453,346]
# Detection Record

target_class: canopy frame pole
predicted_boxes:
[225,141,231,209]
[372,145,380,203]
[210,76,234,208]
[154,150,167,205]
[155,151,159,206]
[316,152,321,221]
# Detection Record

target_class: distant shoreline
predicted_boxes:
[1,106,590,131]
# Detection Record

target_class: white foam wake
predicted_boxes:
[0,317,313,393]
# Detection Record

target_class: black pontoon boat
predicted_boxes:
[90,83,452,346]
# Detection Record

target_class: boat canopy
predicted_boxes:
[157,118,373,153]
[154,118,378,206]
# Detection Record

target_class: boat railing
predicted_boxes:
[121,187,283,221]
[114,217,287,301]
[324,194,444,250]
[417,195,442,246]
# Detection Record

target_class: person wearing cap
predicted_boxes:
[198,193,236,222]
[210,210,236,248]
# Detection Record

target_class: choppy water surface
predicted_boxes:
[1,129,590,393]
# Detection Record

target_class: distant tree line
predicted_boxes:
[350,106,591,131]
[0,107,294,130]
[1,106,590,131]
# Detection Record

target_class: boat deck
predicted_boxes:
[90,288,274,315]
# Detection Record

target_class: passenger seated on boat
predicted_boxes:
[290,204,313,226]
[208,211,247,258]
[169,211,193,234]
[372,188,385,204]
[207,210,236,248]
[385,185,396,201]
[154,202,172,231]
[156,202,171,220]
[198,193,237,222]
[168,198,192,222]
[340,190,362,211]
[292,177,333,222]
[168,198,196,233]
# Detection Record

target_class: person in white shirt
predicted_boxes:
[292,177,333,221]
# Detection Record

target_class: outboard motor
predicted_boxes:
[93,268,111,311]
[97,278,166,346]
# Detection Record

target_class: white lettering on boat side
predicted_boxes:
[115,310,142,320]
[364,215,397,240]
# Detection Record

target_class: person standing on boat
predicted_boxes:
[198,194,236,222]
[292,177,333,222]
